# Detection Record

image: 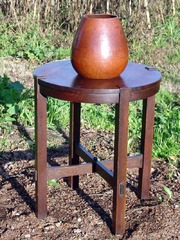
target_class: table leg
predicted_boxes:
[68,102,81,189]
[112,88,130,235]
[138,95,156,199]
[35,78,47,218]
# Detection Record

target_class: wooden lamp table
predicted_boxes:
[34,60,161,235]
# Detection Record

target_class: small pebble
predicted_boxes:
[55,221,62,227]
[74,228,81,233]
[24,234,31,238]
[44,224,55,232]
[174,204,179,209]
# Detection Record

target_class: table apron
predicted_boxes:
[39,83,160,103]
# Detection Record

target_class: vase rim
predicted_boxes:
[83,14,117,19]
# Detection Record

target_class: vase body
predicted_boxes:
[71,14,128,79]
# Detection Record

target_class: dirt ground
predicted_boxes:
[0,58,179,240]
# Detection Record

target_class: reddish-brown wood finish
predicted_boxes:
[138,96,156,199]
[47,154,143,180]
[68,102,81,189]
[71,14,128,79]
[34,60,161,104]
[34,60,161,235]
[112,88,130,234]
[34,77,47,218]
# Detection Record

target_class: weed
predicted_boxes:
[0,75,34,129]
[81,104,115,131]
[0,77,179,167]
[0,14,71,62]
[47,98,69,128]
[129,15,180,87]
[154,88,180,166]
[0,12,179,168]
[48,179,61,187]
[163,185,173,202]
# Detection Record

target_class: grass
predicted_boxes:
[1,74,179,166]
[0,13,71,62]
[0,14,179,168]
[129,15,180,86]
[154,88,180,166]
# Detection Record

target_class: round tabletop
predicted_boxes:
[34,60,161,103]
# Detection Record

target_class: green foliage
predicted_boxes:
[128,88,179,165]
[129,16,180,86]
[0,13,179,168]
[0,75,179,166]
[0,14,70,62]
[128,101,142,153]
[47,98,69,128]
[154,16,179,48]
[48,179,61,187]
[153,88,180,166]
[0,75,34,128]
[0,76,69,130]
[163,186,173,202]
[81,104,115,131]
[0,75,32,128]
[128,16,179,162]
[79,89,179,166]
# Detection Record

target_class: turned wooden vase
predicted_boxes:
[71,14,128,79]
